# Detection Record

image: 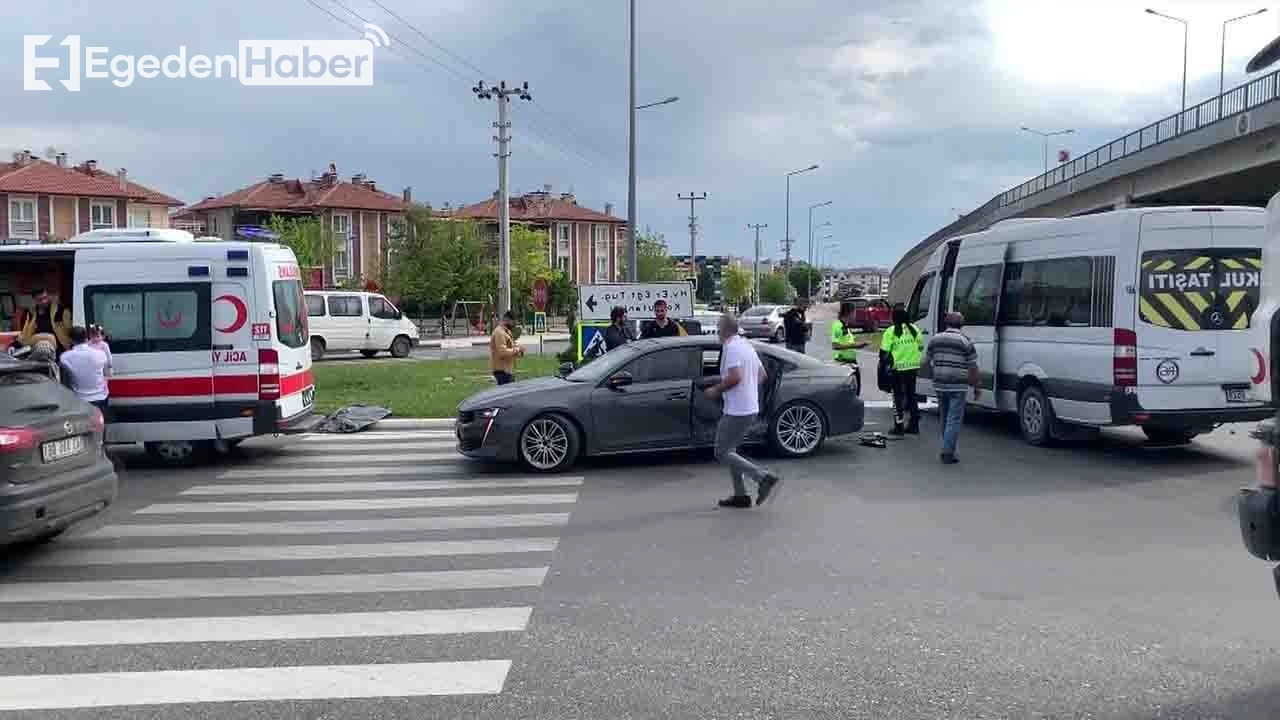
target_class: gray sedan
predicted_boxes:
[456,336,864,472]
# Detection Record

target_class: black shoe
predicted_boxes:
[718,495,752,508]
[906,423,920,435]
[940,453,958,465]
[756,474,783,506]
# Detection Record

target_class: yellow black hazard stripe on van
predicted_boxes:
[1139,250,1261,331]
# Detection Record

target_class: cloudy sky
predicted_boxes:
[5,0,1278,270]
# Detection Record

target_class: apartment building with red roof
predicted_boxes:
[450,185,627,283]
[0,149,183,244]
[182,163,410,284]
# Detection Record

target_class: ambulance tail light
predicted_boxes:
[1114,328,1138,388]
[258,348,281,401]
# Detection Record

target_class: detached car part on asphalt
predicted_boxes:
[0,356,117,546]
[456,336,864,472]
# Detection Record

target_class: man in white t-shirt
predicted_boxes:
[59,326,110,413]
[703,314,783,508]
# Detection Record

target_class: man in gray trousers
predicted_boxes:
[704,314,783,508]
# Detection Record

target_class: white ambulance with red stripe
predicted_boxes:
[0,228,319,464]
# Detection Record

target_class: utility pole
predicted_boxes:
[474,80,531,315]
[748,223,767,304]
[677,192,707,282]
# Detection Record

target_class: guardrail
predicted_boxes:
[999,68,1280,208]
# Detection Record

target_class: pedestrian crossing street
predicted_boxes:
[0,423,580,713]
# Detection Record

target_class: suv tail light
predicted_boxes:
[258,348,281,401]
[90,407,105,436]
[1114,328,1138,387]
[0,428,37,453]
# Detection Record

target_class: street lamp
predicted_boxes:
[807,201,832,268]
[625,89,678,281]
[1146,8,1189,131]
[784,164,819,272]
[1020,126,1074,175]
[1222,9,1268,98]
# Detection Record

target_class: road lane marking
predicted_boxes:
[242,451,462,465]
[0,607,533,647]
[0,660,512,709]
[76,513,572,539]
[136,493,579,514]
[28,538,560,566]
[214,465,480,479]
[0,567,549,603]
[298,430,455,442]
[183,477,584,495]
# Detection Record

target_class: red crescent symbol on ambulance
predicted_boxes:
[214,295,248,334]
[1252,348,1267,385]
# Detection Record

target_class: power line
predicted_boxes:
[357,0,625,173]
[305,0,619,183]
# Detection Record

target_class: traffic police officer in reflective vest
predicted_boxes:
[880,305,924,436]
[831,302,866,395]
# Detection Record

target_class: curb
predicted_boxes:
[416,333,571,349]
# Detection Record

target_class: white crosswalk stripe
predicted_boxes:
[0,427,579,712]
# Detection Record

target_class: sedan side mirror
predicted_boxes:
[557,361,576,377]
[607,371,633,389]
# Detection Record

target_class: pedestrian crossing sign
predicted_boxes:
[533,311,547,335]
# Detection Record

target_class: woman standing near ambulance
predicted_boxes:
[881,305,924,436]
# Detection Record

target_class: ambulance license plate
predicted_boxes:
[1226,387,1250,403]
[42,435,85,463]
[301,386,316,408]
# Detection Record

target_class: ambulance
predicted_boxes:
[0,228,319,464]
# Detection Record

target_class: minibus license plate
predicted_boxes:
[42,436,85,463]
[301,386,316,408]
[1226,388,1250,403]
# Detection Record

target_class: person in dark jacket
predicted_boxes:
[641,299,685,339]
[603,306,634,350]
[782,299,809,354]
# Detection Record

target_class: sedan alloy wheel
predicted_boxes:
[520,415,576,471]
[773,402,825,456]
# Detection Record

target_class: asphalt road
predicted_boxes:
[2,404,1273,718]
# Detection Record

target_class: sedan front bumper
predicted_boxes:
[455,412,518,463]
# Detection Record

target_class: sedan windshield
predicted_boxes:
[565,345,641,383]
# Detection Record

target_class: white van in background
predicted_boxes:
[305,290,419,360]
[0,228,319,464]
[907,206,1269,446]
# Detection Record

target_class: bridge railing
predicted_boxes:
[999,68,1280,209]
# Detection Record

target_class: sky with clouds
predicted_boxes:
[4,0,1279,270]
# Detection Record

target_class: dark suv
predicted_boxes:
[0,356,117,546]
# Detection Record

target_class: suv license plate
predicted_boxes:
[301,386,316,408]
[1226,388,1250,403]
[42,435,85,463]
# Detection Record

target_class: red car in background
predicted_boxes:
[849,296,893,332]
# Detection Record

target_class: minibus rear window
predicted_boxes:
[1139,249,1261,331]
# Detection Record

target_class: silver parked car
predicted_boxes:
[455,336,864,472]
[739,305,785,342]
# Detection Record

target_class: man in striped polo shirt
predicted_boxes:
[924,312,981,464]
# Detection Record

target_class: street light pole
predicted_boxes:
[1146,8,1189,130]
[473,80,531,315]
[748,223,767,304]
[1222,9,1269,99]
[783,164,819,272]
[1020,126,1074,174]
[626,0,637,281]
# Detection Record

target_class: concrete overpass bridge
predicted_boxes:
[888,67,1280,304]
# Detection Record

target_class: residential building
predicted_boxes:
[182,163,410,285]
[0,149,182,244]
[450,185,626,283]
[822,266,891,300]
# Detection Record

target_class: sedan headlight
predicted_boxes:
[478,408,502,419]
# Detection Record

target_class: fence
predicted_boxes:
[999,68,1280,208]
